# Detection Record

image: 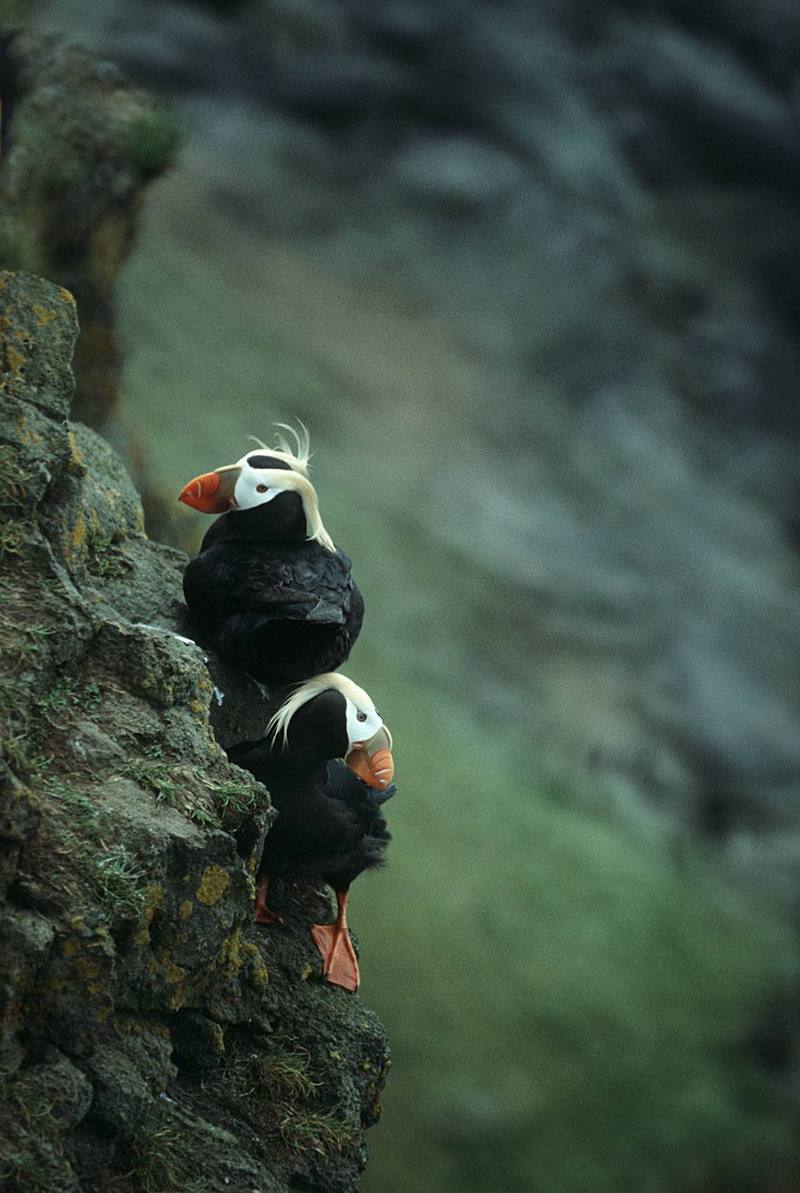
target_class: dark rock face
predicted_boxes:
[0,271,388,1192]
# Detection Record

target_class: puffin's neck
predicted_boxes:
[201,493,307,548]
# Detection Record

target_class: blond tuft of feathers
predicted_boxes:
[248,420,311,476]
[268,673,372,748]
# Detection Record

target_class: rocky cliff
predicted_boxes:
[0,270,388,1193]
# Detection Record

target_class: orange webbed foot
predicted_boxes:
[309,890,359,991]
[309,921,360,992]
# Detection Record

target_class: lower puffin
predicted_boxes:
[228,673,395,993]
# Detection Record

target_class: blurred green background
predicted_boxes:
[8,0,800,1189]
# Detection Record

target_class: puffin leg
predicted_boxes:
[309,890,359,992]
[254,877,283,925]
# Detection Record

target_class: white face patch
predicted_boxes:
[232,456,287,511]
[226,459,335,551]
[268,673,383,748]
[344,693,383,749]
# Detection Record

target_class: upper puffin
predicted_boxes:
[179,425,364,686]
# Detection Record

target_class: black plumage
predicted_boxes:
[228,686,394,991]
[232,752,393,892]
[182,490,364,685]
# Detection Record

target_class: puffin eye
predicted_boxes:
[356,711,367,722]
[256,484,268,493]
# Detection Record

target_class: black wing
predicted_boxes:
[319,761,393,889]
[183,541,357,629]
[324,760,397,811]
[184,541,362,683]
[257,780,378,882]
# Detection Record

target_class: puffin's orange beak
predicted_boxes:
[346,726,394,790]
[178,465,240,513]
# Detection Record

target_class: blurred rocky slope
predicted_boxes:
[23,0,800,858]
[0,271,387,1192]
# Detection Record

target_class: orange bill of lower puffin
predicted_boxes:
[178,464,241,513]
[346,726,394,790]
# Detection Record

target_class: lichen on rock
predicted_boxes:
[0,270,388,1192]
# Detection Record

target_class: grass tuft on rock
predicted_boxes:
[130,1119,205,1193]
[204,776,260,817]
[90,845,150,921]
[278,1107,356,1158]
[229,1046,319,1104]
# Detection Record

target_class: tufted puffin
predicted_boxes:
[179,426,364,686]
[228,672,395,992]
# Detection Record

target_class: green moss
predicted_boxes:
[0,446,34,513]
[35,676,101,726]
[5,1086,54,1131]
[203,1041,329,1154]
[0,1084,63,1193]
[206,1042,359,1164]
[221,1045,318,1105]
[0,677,38,773]
[74,509,135,577]
[0,1144,53,1193]
[121,105,181,178]
[187,804,218,828]
[0,521,27,558]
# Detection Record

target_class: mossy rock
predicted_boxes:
[0,270,388,1192]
